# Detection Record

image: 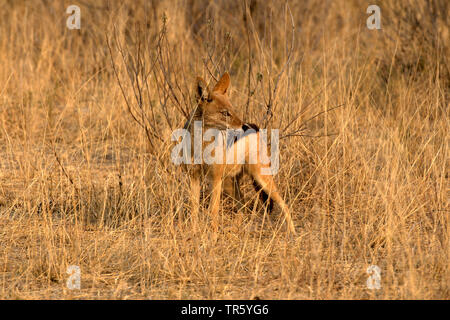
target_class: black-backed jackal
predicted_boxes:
[181,72,296,234]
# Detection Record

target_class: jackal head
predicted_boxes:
[192,72,245,131]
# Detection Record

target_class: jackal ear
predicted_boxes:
[212,72,230,95]
[195,77,210,102]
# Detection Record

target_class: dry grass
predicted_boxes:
[0,0,448,299]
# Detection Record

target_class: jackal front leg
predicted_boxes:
[208,168,223,231]
[223,175,243,212]
[190,166,201,219]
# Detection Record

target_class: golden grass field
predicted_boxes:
[0,0,448,299]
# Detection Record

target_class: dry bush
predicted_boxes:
[0,0,447,299]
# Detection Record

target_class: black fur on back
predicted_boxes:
[242,123,260,132]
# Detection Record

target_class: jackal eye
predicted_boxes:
[221,110,231,117]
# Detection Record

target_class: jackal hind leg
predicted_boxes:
[248,166,296,235]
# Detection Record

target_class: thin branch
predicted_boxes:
[281,103,345,139]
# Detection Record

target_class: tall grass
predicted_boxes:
[0,0,447,299]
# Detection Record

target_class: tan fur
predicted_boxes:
[183,72,296,235]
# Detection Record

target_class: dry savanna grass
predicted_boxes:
[0,0,448,299]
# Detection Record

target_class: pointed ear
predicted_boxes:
[195,77,210,101]
[212,72,230,95]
